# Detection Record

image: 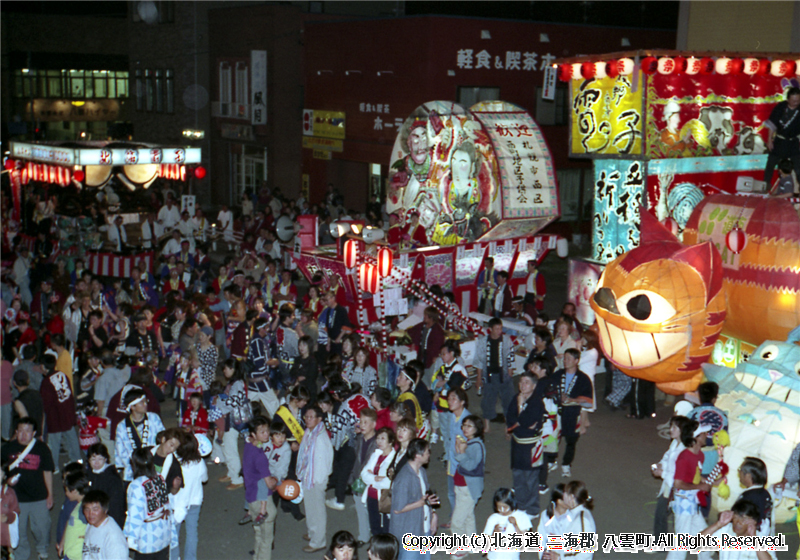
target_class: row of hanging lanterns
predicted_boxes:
[4,158,207,186]
[558,56,800,81]
[344,239,393,294]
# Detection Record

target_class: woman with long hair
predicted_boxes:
[361,427,397,535]
[171,430,208,560]
[125,448,172,560]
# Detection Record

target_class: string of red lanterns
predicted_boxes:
[558,56,800,81]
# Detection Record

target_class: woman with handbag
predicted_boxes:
[213,358,250,490]
[389,439,440,560]
[361,427,397,536]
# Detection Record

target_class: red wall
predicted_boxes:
[303,15,676,203]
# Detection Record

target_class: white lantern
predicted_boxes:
[618,57,635,76]
[571,63,583,81]
[771,60,788,77]
[796,59,800,75]
[686,57,702,75]
[743,58,760,75]
[715,57,732,75]
[657,57,675,75]
[594,61,607,79]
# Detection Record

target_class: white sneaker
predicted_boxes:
[548,461,558,472]
[430,433,439,444]
[561,465,571,477]
[325,499,345,511]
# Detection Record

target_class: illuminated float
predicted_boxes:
[4,141,205,277]
[557,50,800,391]
[290,101,564,357]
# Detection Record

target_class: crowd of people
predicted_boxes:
[0,179,796,560]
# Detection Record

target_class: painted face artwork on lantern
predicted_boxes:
[386,101,501,246]
[590,211,727,395]
[701,325,800,523]
[683,193,800,345]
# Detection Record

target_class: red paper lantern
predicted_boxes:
[194,166,207,180]
[726,226,747,254]
[605,60,619,78]
[73,169,85,183]
[672,56,687,74]
[729,58,744,74]
[784,61,797,77]
[662,217,679,237]
[699,57,715,74]
[756,58,771,76]
[376,247,393,277]
[344,239,359,269]
[641,57,658,74]
[558,64,572,82]
[359,263,379,294]
[580,62,596,79]
[3,159,15,170]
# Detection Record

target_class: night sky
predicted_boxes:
[2,1,680,30]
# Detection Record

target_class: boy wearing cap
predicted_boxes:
[667,420,712,560]
[114,389,165,482]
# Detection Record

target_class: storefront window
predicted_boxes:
[48,71,62,97]
[155,69,164,112]
[70,70,84,98]
[117,72,129,97]
[93,70,107,98]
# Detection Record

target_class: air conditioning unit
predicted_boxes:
[736,176,754,192]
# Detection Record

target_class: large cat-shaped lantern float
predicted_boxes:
[590,211,727,395]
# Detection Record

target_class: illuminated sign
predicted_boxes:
[251,50,267,125]
[570,73,643,156]
[592,159,644,263]
[9,143,201,166]
[472,110,558,218]
[302,136,343,152]
[302,109,346,140]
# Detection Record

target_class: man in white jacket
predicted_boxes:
[297,405,333,553]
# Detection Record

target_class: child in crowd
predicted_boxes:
[666,421,712,560]
[176,350,203,418]
[687,382,728,475]
[243,416,275,526]
[266,421,292,485]
[57,472,90,560]
[181,392,210,434]
[771,158,798,198]
[207,380,228,440]
[0,466,19,556]
[482,488,532,560]
[366,534,399,560]
[539,481,595,560]
[324,530,358,560]
[737,457,773,536]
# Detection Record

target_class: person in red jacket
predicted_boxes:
[39,354,83,468]
[181,393,209,434]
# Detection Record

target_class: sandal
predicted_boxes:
[253,512,267,526]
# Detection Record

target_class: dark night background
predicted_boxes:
[2,1,680,30]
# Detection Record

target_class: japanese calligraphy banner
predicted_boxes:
[645,73,786,159]
[251,50,267,126]
[472,110,558,219]
[592,159,645,263]
[570,73,644,157]
[386,101,502,246]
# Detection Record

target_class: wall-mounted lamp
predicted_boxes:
[539,33,550,43]
[345,70,362,76]
[376,71,394,76]
[621,38,631,47]
[316,70,333,76]
[481,30,491,39]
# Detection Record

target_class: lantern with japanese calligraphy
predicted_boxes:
[770,60,789,77]
[618,58,635,76]
[359,263,379,293]
[715,57,732,75]
[344,239,359,269]
[593,61,607,79]
[376,247,393,277]
[686,57,702,75]
[657,57,675,75]
[571,63,583,81]
[742,58,760,75]
[699,57,715,74]
[726,225,747,254]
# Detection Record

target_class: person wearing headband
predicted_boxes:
[114,389,165,482]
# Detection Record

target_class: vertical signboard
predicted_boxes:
[251,50,267,125]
